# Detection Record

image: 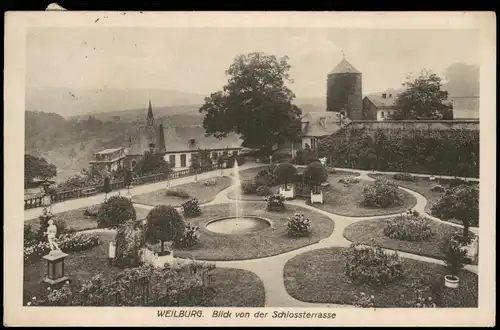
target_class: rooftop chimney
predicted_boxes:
[382,93,387,99]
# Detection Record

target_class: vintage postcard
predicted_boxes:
[4,11,496,327]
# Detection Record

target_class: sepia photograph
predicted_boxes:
[4,11,496,327]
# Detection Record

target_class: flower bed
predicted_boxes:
[283,247,478,307]
[24,232,100,262]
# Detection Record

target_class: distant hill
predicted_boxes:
[26,86,206,118]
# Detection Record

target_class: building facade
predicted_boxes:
[89,147,127,171]
[362,93,398,121]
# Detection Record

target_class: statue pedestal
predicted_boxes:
[42,251,69,285]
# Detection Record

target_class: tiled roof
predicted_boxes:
[96,148,123,155]
[329,58,361,74]
[162,125,243,153]
[364,95,397,108]
[301,111,349,137]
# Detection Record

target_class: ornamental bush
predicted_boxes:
[383,214,434,241]
[256,185,272,197]
[24,232,100,262]
[165,188,190,199]
[266,193,285,212]
[303,161,328,192]
[181,198,202,218]
[344,243,404,287]
[287,213,312,237]
[362,179,401,208]
[273,163,297,190]
[84,204,100,217]
[145,205,186,254]
[241,179,258,194]
[114,219,145,268]
[431,184,479,229]
[97,196,136,228]
[393,172,416,181]
[201,178,218,187]
[338,176,359,185]
[174,223,200,248]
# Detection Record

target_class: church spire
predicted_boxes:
[146,98,154,126]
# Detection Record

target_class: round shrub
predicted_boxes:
[338,176,359,185]
[273,163,297,189]
[266,193,285,212]
[344,244,404,287]
[97,196,136,228]
[181,198,202,218]
[145,205,185,254]
[84,204,99,217]
[255,170,272,187]
[256,185,272,197]
[430,185,446,192]
[362,179,401,208]
[174,223,200,248]
[393,172,416,181]
[431,184,479,228]
[383,214,434,241]
[303,161,328,192]
[241,179,258,194]
[114,219,145,268]
[287,213,311,237]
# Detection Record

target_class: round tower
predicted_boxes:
[326,58,363,120]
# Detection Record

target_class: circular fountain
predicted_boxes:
[205,216,271,234]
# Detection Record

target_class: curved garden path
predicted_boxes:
[28,163,480,308]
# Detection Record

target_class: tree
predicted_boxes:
[97,196,137,228]
[391,69,454,120]
[273,163,297,190]
[102,176,112,200]
[24,154,57,188]
[303,161,328,193]
[190,149,212,171]
[134,151,173,176]
[199,52,303,155]
[114,219,145,268]
[145,205,186,254]
[123,169,133,195]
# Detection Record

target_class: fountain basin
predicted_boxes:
[205,216,272,235]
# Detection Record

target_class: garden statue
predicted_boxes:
[45,219,62,253]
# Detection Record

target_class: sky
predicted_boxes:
[26,27,480,98]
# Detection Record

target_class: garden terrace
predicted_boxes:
[173,202,334,261]
[131,177,232,207]
[24,206,150,232]
[307,174,417,217]
[284,247,478,308]
[23,231,265,307]
[343,217,474,262]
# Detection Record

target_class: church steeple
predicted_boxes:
[146,98,154,126]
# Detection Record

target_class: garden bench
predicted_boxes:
[82,187,98,197]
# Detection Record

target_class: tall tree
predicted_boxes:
[199,52,303,155]
[24,154,57,188]
[391,69,454,120]
[134,151,172,176]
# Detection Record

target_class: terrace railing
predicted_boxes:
[24,164,222,210]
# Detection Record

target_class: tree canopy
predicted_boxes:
[199,52,303,154]
[145,205,186,253]
[24,154,57,188]
[134,151,173,176]
[391,69,454,120]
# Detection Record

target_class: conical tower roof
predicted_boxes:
[329,58,361,74]
[147,99,154,120]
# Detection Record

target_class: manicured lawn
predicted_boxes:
[369,173,479,226]
[175,202,335,261]
[24,206,151,232]
[343,217,464,261]
[237,166,270,181]
[283,247,478,308]
[132,176,233,206]
[309,174,417,217]
[23,231,265,307]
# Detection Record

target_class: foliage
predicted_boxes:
[165,188,190,199]
[287,213,312,237]
[362,179,402,208]
[174,224,200,248]
[190,149,213,171]
[37,210,68,239]
[393,172,416,181]
[102,176,112,194]
[241,179,258,194]
[431,184,479,234]
[123,169,133,188]
[114,219,145,268]
[303,161,328,191]
[441,234,467,276]
[400,277,437,308]
[317,127,479,178]
[254,169,274,187]
[134,150,173,176]
[273,162,298,189]
[24,224,38,246]
[272,151,293,163]
[430,185,446,192]
[97,196,137,228]
[57,166,110,191]
[202,178,218,187]
[266,193,286,211]
[24,154,57,188]
[326,166,336,174]
[145,205,186,253]
[391,69,454,120]
[256,185,272,197]
[338,176,360,185]
[353,292,375,308]
[199,52,302,154]
[293,148,319,166]
[84,204,100,217]
[181,198,202,218]
[24,232,100,262]
[226,155,245,168]
[383,213,434,241]
[344,243,404,287]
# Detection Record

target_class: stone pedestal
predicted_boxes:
[43,251,69,285]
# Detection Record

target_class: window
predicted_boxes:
[212,151,218,159]
[232,150,238,156]
[131,159,137,170]
[381,111,385,118]
[310,138,317,150]
[180,154,187,167]
[169,155,176,167]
